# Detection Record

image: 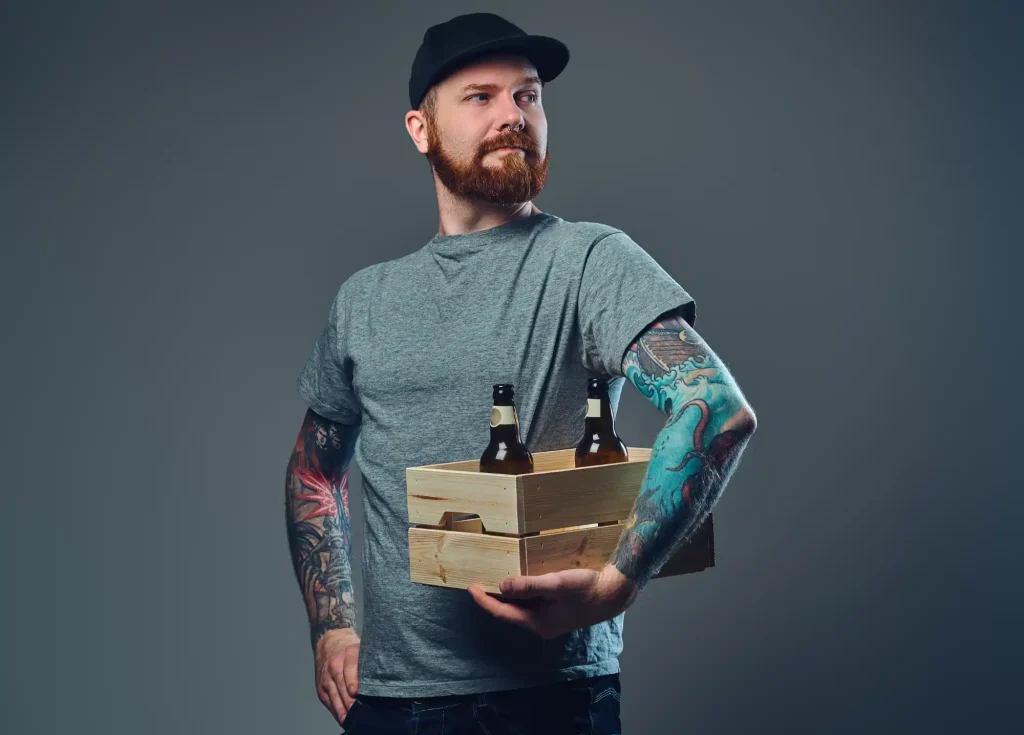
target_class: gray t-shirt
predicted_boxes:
[296,211,695,697]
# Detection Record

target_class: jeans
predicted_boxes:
[340,673,622,734]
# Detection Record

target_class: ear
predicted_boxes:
[405,111,430,154]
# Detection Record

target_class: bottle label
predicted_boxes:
[490,405,515,427]
[586,398,601,418]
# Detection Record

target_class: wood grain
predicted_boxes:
[406,467,520,532]
[523,524,625,575]
[408,526,521,593]
[517,459,649,533]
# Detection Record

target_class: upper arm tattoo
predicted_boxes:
[615,306,757,584]
[285,408,360,647]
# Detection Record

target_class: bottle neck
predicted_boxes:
[490,404,524,443]
[584,394,615,433]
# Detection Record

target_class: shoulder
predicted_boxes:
[333,255,407,299]
[540,214,625,246]
[531,216,637,269]
[542,217,656,268]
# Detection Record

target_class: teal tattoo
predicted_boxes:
[613,307,756,586]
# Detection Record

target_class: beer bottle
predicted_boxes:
[480,384,534,474]
[575,377,629,467]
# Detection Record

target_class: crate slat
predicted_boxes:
[409,526,522,592]
[653,515,715,578]
[523,524,625,575]
[406,468,521,532]
[518,460,649,532]
[528,447,576,472]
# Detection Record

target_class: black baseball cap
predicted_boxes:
[408,12,570,110]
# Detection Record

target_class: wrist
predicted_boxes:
[313,625,359,653]
[599,563,640,612]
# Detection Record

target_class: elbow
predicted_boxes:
[739,405,758,434]
[741,408,757,434]
[728,402,758,436]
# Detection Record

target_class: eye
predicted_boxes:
[522,93,538,103]
[468,93,489,102]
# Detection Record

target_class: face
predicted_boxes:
[419,54,550,206]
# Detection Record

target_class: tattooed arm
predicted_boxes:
[470,305,756,637]
[612,305,757,588]
[285,408,361,724]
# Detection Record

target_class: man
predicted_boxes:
[286,12,757,734]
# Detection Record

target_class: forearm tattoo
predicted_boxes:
[285,408,360,647]
[614,306,757,586]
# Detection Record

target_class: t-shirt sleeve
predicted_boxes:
[296,281,362,425]
[577,231,696,376]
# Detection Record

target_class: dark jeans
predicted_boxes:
[341,673,621,734]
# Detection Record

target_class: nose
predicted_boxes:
[497,92,526,133]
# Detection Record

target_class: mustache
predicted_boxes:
[480,134,539,156]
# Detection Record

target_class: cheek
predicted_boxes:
[531,129,548,154]
[442,133,476,159]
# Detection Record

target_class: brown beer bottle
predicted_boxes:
[480,384,534,474]
[575,377,629,467]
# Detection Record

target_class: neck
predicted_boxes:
[585,394,614,432]
[434,194,541,237]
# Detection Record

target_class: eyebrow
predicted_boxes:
[461,76,543,93]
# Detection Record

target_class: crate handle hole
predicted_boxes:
[440,512,484,533]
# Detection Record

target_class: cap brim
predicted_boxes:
[427,34,570,94]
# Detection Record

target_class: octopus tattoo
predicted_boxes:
[612,306,756,584]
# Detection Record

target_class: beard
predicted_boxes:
[424,119,550,206]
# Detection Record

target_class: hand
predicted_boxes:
[313,627,361,726]
[468,564,639,640]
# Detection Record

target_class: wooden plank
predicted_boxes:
[420,447,651,474]
[520,514,713,582]
[626,447,652,462]
[538,522,598,535]
[408,514,714,592]
[408,527,522,593]
[419,458,480,471]
[406,468,520,533]
[530,448,576,473]
[522,525,626,575]
[517,459,649,533]
[526,446,652,474]
[653,514,716,578]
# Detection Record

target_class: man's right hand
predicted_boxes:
[314,627,361,726]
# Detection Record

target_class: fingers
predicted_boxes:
[322,676,348,726]
[498,573,566,599]
[316,679,331,710]
[344,651,359,698]
[326,655,354,711]
[334,669,355,711]
[468,584,540,633]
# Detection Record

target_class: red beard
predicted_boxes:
[425,122,550,205]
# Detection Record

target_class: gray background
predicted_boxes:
[2,1,1020,733]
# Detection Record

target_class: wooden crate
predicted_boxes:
[407,447,715,592]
